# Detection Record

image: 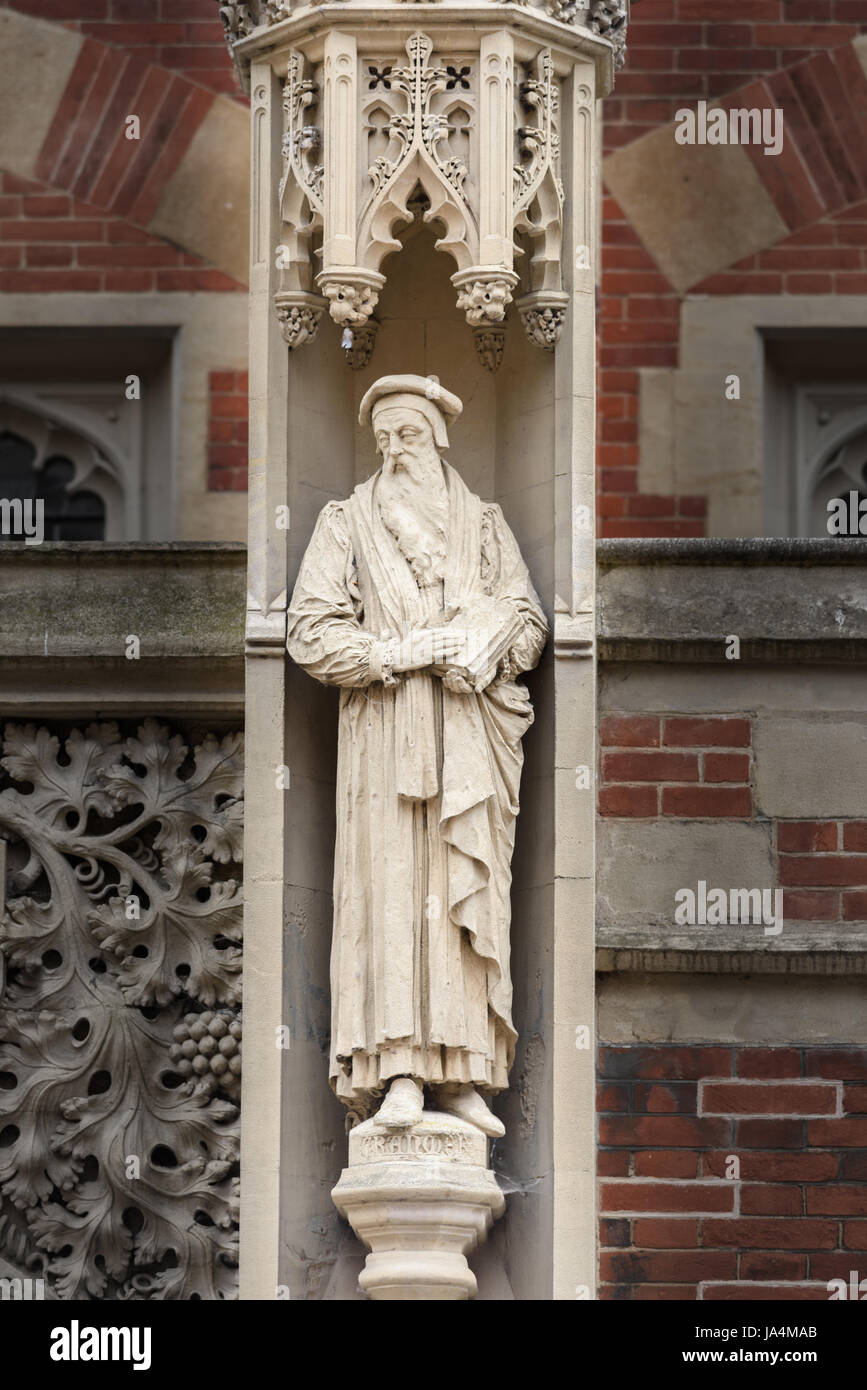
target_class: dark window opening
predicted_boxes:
[0,431,105,541]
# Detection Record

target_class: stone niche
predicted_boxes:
[236,4,620,1301]
[279,173,559,1305]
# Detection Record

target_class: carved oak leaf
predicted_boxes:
[2,723,123,826]
[88,867,243,1008]
[28,1190,117,1299]
[98,720,188,813]
[0,1008,88,1207]
[101,727,245,866]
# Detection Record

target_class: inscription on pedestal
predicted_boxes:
[360,1130,473,1161]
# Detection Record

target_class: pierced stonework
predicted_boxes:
[514,51,563,212]
[365,34,470,199]
[354,32,477,283]
[276,50,325,322]
[0,719,244,1300]
[281,52,324,213]
[513,49,566,343]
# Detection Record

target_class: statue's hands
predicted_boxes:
[391,627,464,674]
[438,662,499,695]
[440,669,475,695]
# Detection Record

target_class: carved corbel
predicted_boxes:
[317,272,384,338]
[274,291,327,350]
[453,268,518,326]
[472,327,506,373]
[517,289,569,351]
[453,267,518,371]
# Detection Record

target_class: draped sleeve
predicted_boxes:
[286,500,398,688]
[480,503,548,678]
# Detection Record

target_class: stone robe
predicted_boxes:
[286,461,547,1113]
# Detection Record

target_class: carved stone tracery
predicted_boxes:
[352,33,477,308]
[270,20,616,367]
[0,719,244,1300]
[514,49,567,350]
[364,34,471,201]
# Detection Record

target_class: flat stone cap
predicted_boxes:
[359,374,463,431]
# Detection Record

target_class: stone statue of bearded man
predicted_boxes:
[287,376,547,1136]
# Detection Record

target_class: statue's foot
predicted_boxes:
[373,1076,424,1131]
[436,1083,505,1138]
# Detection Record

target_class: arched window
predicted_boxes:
[0,396,127,540]
[0,431,106,541]
[808,424,867,539]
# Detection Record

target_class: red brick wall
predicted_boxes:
[599,712,867,923]
[599,1044,867,1300]
[0,7,247,295]
[7,0,238,97]
[598,2,867,538]
[207,370,249,492]
[0,170,238,294]
[779,821,867,925]
[599,714,753,819]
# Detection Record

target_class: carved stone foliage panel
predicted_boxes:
[0,719,244,1300]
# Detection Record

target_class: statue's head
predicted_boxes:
[359,375,463,479]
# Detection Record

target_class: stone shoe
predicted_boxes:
[437,1083,505,1137]
[373,1076,424,1131]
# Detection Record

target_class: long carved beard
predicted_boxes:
[377,449,449,587]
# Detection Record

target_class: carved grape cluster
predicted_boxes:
[170,1012,242,1100]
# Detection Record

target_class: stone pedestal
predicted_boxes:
[331,1111,505,1300]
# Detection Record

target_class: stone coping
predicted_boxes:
[598,538,867,662]
[0,543,246,713]
[596,924,867,976]
[598,538,867,566]
[0,542,246,562]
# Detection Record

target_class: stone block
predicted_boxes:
[597,819,773,930]
[755,716,867,819]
